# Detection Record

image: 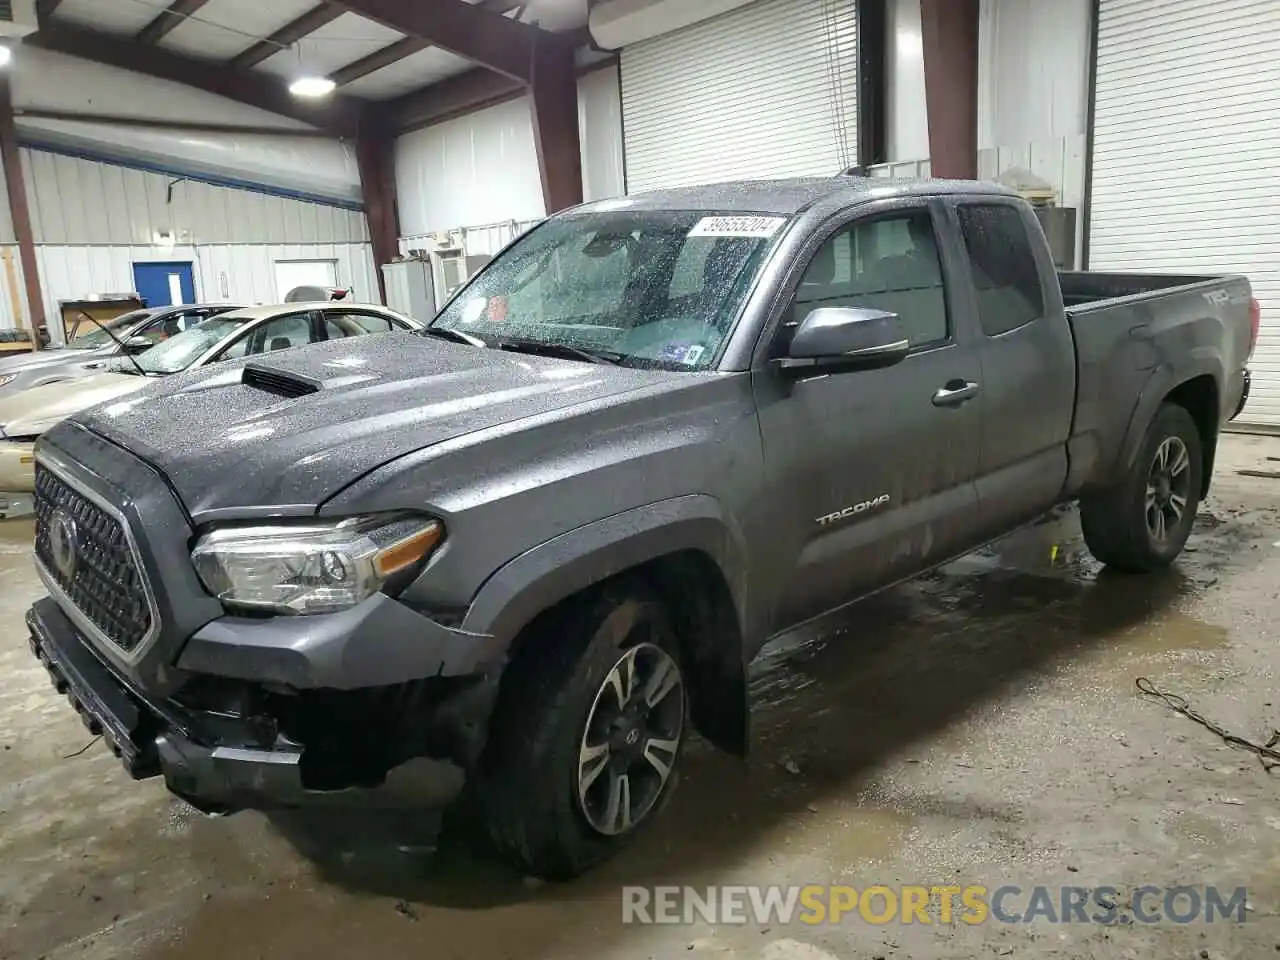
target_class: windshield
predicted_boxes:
[430,210,786,369]
[134,316,249,375]
[67,309,155,349]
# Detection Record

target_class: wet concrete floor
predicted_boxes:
[2,434,1280,960]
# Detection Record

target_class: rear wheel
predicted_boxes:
[477,585,687,880]
[1080,402,1203,572]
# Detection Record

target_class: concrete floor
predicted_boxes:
[3,435,1280,960]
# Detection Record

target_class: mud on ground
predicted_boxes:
[1,434,1279,960]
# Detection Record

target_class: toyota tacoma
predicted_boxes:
[24,176,1258,879]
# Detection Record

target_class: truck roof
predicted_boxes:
[573,176,1020,217]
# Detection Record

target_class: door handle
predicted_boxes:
[932,380,980,407]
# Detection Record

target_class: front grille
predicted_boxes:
[34,465,152,653]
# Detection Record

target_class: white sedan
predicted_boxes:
[0,301,421,507]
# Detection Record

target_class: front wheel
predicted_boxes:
[1080,401,1204,572]
[477,585,688,880]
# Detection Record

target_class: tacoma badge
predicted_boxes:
[816,494,891,527]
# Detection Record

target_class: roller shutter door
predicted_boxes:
[1089,0,1280,426]
[620,0,858,193]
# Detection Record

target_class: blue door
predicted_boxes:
[133,261,196,308]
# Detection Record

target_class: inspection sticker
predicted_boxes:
[688,215,786,238]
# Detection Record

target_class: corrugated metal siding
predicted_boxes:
[1089,0,1280,426]
[0,161,14,244]
[196,243,380,307]
[0,246,24,330]
[21,149,369,246]
[34,242,377,329]
[620,0,859,192]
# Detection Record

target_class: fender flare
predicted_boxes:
[1111,358,1222,487]
[460,494,749,648]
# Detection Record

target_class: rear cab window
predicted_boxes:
[956,204,1046,336]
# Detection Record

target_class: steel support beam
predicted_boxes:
[29,23,363,136]
[389,67,524,132]
[13,108,331,137]
[327,0,549,82]
[919,0,979,179]
[529,43,582,214]
[332,36,429,87]
[355,113,400,304]
[331,0,527,87]
[137,0,211,45]
[855,0,888,167]
[0,77,46,343]
[229,5,344,71]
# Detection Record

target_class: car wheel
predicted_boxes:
[1080,401,1203,572]
[477,583,687,880]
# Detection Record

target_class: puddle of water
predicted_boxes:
[1116,611,1228,659]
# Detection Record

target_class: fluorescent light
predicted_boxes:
[289,75,336,99]
[0,47,13,69]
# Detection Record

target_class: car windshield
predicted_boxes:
[133,316,250,375]
[67,309,155,349]
[429,209,787,369]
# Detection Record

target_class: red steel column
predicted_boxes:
[0,76,46,345]
[920,0,980,179]
[355,111,401,304]
[529,40,583,214]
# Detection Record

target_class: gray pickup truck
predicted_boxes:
[25,176,1257,879]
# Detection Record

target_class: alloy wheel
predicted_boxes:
[576,641,684,837]
[1145,436,1192,542]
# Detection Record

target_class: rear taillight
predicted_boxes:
[1248,297,1261,359]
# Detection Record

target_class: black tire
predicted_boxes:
[476,583,688,880]
[1080,401,1203,572]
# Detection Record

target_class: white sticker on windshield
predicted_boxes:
[682,344,705,365]
[688,216,786,238]
[459,297,487,324]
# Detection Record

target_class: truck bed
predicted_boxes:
[1058,270,1227,310]
[1057,269,1254,497]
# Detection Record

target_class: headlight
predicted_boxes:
[0,374,15,388]
[191,515,442,615]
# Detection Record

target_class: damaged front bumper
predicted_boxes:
[27,597,496,813]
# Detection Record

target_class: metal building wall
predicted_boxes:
[395,66,626,246]
[0,148,375,331]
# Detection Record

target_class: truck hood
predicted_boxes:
[70,333,676,517]
[0,345,107,374]
[0,372,146,436]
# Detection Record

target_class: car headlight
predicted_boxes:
[191,515,443,615]
[0,374,15,388]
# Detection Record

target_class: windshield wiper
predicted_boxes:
[495,338,624,366]
[421,326,488,348]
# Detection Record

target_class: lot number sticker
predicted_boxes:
[688,216,786,238]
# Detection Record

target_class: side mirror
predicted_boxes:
[122,336,153,354]
[777,306,910,377]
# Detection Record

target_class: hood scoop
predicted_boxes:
[241,363,323,399]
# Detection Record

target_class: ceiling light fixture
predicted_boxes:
[289,75,336,99]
